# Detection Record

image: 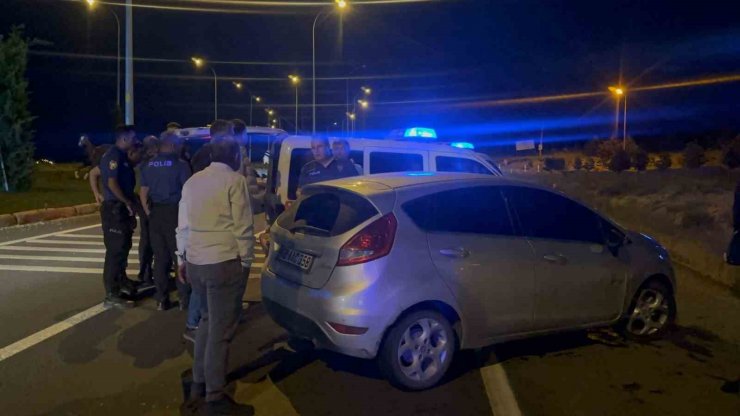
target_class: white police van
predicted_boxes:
[264,127,502,222]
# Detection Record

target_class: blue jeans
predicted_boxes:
[186,285,202,328]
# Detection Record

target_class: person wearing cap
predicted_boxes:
[139,131,192,310]
[99,125,139,308]
[176,119,255,415]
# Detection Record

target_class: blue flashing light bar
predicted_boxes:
[450,141,475,149]
[404,127,437,139]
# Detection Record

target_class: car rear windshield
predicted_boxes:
[277,189,379,236]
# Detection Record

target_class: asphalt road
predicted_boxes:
[0,216,737,415]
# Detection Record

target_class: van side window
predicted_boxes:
[369,152,423,174]
[288,149,314,200]
[350,150,364,174]
[436,156,493,175]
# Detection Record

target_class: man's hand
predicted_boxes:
[143,206,151,217]
[93,193,104,205]
[177,263,188,284]
[125,202,134,217]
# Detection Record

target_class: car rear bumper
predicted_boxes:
[260,268,386,359]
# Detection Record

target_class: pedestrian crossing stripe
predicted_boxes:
[0,254,139,263]
[27,239,139,247]
[54,234,140,240]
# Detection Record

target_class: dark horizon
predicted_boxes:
[2,0,739,162]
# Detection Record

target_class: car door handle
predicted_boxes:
[439,248,469,258]
[543,253,568,265]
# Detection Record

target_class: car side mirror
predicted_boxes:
[606,228,625,255]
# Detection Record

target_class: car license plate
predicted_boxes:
[278,247,314,271]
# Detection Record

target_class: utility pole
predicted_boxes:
[124,0,134,125]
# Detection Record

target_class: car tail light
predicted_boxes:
[327,322,369,335]
[337,213,397,266]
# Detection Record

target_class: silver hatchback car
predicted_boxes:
[261,172,677,390]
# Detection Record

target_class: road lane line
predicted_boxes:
[56,234,139,240]
[0,224,102,247]
[0,254,139,264]
[0,265,139,275]
[0,303,108,362]
[0,246,107,254]
[480,363,523,416]
[27,239,138,247]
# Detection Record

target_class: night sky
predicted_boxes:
[2,0,739,161]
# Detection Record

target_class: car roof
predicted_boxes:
[281,135,479,154]
[306,172,530,194]
[176,126,286,139]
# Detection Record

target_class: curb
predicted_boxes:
[6,204,99,227]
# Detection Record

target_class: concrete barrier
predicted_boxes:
[14,209,46,225]
[0,214,17,227]
[74,203,99,216]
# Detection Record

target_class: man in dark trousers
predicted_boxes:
[99,125,139,308]
[177,120,255,415]
[139,131,191,310]
[134,135,160,287]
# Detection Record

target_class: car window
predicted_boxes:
[402,186,515,236]
[277,188,379,236]
[350,150,364,172]
[503,186,604,244]
[369,152,423,174]
[436,156,493,175]
[288,149,314,200]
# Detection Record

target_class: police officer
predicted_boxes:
[99,125,139,308]
[297,137,358,192]
[139,131,192,310]
[134,135,160,287]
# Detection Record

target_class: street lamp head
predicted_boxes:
[267,109,274,116]
[86,0,96,7]
[358,99,369,109]
[254,96,262,103]
[336,0,348,10]
[289,75,300,85]
[609,86,624,96]
[361,86,372,95]
[347,112,356,120]
[233,81,243,90]
[191,57,204,68]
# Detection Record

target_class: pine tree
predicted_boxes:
[0,27,35,192]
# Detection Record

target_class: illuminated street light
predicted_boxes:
[609,86,628,149]
[266,109,274,116]
[357,99,369,109]
[313,0,349,135]
[289,75,301,134]
[86,1,121,114]
[361,86,372,95]
[233,81,243,90]
[191,57,218,119]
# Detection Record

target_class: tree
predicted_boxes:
[608,148,631,172]
[0,27,35,192]
[655,153,672,170]
[683,142,706,169]
[632,148,649,171]
[573,157,583,170]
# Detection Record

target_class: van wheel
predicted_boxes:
[619,280,676,341]
[379,310,455,390]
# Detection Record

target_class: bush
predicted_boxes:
[608,149,631,172]
[632,149,648,171]
[721,135,740,169]
[655,153,672,170]
[573,157,583,170]
[583,158,595,171]
[543,158,566,171]
[683,142,706,169]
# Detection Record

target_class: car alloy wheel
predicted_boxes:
[396,318,450,383]
[626,287,672,337]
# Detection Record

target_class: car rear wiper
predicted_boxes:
[288,224,331,236]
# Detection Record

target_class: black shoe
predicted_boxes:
[157,298,171,311]
[120,279,139,297]
[181,382,205,414]
[206,396,254,416]
[104,294,134,309]
[183,327,197,343]
[140,276,155,287]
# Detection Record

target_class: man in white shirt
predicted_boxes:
[176,120,254,416]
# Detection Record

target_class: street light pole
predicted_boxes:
[622,92,628,149]
[312,0,348,137]
[124,0,134,125]
[211,67,218,120]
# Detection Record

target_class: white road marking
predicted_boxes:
[27,239,138,247]
[480,363,523,416]
[0,303,108,362]
[0,265,139,275]
[0,254,138,264]
[57,234,139,240]
[0,246,107,254]
[0,224,101,247]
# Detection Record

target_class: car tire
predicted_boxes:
[619,279,676,341]
[378,310,456,391]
